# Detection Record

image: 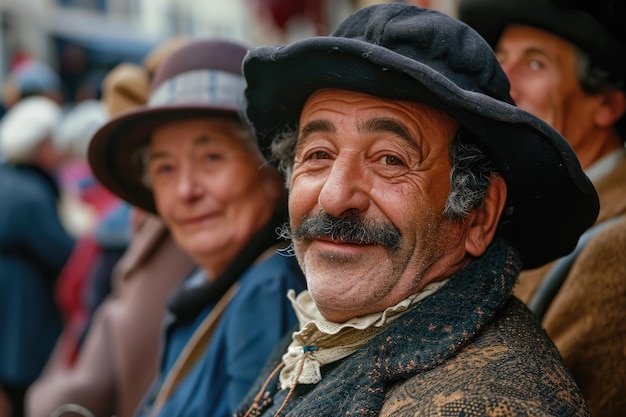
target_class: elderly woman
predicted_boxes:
[83,39,306,417]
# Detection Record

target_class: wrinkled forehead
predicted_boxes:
[299,88,459,140]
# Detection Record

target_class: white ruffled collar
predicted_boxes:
[279,280,447,389]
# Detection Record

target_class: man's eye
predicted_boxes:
[383,155,404,166]
[309,150,329,160]
[528,60,544,70]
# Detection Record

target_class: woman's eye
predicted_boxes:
[151,164,174,177]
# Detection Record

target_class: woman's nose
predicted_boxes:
[176,164,204,201]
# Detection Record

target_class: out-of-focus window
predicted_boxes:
[56,0,107,13]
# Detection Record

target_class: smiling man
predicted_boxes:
[289,91,479,323]
[234,3,599,417]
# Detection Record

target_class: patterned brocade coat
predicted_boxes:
[235,239,590,417]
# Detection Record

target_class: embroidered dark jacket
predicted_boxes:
[235,239,590,417]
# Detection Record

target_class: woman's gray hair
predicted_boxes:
[269,126,498,220]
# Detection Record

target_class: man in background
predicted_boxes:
[460,1,626,414]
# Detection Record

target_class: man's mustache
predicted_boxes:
[289,211,401,249]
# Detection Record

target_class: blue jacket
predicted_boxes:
[0,163,74,386]
[136,252,306,417]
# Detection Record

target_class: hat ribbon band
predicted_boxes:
[148,69,244,110]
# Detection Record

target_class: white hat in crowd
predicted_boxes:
[0,96,62,164]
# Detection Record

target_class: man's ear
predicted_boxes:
[464,174,507,257]
[594,89,626,128]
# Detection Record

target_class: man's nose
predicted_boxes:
[317,155,370,218]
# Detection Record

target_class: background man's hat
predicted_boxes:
[458,0,626,138]
[243,3,599,269]
[143,37,189,76]
[89,38,249,213]
[100,63,150,117]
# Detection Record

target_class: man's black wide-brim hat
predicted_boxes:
[243,3,599,269]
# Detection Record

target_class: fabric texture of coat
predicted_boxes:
[0,163,74,388]
[135,251,307,417]
[26,214,195,417]
[235,239,590,417]
[515,154,626,416]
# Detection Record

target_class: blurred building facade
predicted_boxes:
[0,0,458,105]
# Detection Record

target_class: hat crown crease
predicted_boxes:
[331,3,513,106]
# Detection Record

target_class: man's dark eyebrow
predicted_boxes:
[297,117,422,159]
[299,119,335,140]
[360,117,422,157]
[297,119,336,150]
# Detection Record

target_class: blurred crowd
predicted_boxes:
[0,50,130,417]
[0,1,624,417]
